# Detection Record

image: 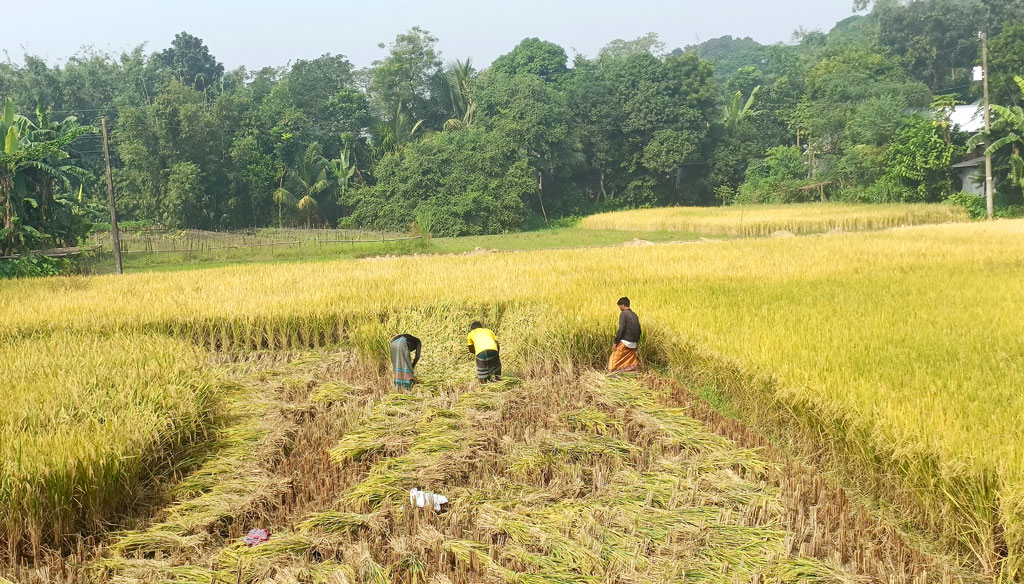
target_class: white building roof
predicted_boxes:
[951,103,985,134]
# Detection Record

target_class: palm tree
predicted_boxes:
[371,106,425,160]
[968,76,1024,200]
[273,143,329,229]
[272,173,295,229]
[296,195,319,228]
[443,59,476,131]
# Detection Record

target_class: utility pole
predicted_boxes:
[100,117,123,274]
[981,32,995,220]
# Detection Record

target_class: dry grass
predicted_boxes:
[0,220,1022,579]
[578,203,969,237]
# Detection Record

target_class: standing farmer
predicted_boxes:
[390,334,422,389]
[608,297,641,374]
[466,321,502,383]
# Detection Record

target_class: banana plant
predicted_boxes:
[967,76,1024,200]
[330,144,357,195]
[722,85,760,129]
[1,97,91,255]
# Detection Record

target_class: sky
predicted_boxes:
[3,0,860,71]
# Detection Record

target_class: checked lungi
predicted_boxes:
[475,349,502,382]
[390,336,415,389]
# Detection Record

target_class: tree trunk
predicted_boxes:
[537,171,548,223]
[1,175,13,256]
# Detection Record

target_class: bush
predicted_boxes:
[945,192,986,220]
[0,255,77,279]
[860,175,917,203]
[996,205,1024,219]
[734,178,820,205]
[882,115,955,202]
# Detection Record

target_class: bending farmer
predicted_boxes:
[608,296,641,374]
[467,321,502,383]
[390,333,422,389]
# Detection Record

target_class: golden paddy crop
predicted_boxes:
[0,333,217,558]
[1,219,1022,576]
[578,202,969,236]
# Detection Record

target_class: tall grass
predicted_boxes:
[0,334,217,555]
[578,203,970,236]
[1,219,1022,573]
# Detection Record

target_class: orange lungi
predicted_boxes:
[607,342,639,374]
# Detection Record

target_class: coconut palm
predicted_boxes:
[296,195,319,228]
[272,143,329,229]
[443,59,476,131]
[371,106,425,160]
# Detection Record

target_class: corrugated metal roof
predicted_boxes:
[951,156,986,169]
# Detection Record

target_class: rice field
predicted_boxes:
[96,336,865,584]
[0,334,217,557]
[1,219,1022,580]
[578,203,970,237]
[89,227,407,255]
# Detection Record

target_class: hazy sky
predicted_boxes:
[3,0,859,70]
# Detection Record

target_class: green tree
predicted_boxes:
[156,32,225,91]
[599,33,666,61]
[796,49,930,165]
[369,28,444,125]
[722,85,760,128]
[883,115,956,201]
[476,69,576,218]
[229,135,278,227]
[869,0,980,94]
[164,162,207,228]
[490,38,569,81]
[344,126,533,236]
[988,23,1024,107]
[260,54,369,157]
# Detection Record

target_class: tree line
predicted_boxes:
[1,0,1023,246]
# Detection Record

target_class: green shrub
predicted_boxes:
[996,205,1024,219]
[945,192,986,220]
[0,255,76,279]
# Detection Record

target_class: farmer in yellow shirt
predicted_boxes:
[466,321,502,383]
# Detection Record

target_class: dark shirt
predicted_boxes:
[614,309,641,344]
[392,334,422,367]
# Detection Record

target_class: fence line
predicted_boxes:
[315,236,423,245]
[108,235,422,255]
[0,246,100,260]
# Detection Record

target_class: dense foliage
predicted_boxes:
[0,0,1021,236]
[0,98,95,258]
